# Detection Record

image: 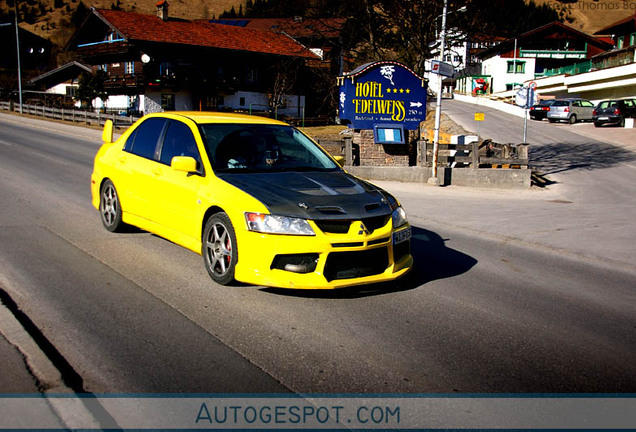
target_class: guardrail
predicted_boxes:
[0,101,140,127]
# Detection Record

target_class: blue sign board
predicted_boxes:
[338,61,427,131]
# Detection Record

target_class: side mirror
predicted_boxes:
[171,156,198,173]
[333,155,345,167]
[102,120,113,143]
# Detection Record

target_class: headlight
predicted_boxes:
[392,207,408,228]
[245,212,315,236]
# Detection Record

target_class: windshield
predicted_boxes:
[199,124,339,173]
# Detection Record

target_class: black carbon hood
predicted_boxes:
[218,171,396,220]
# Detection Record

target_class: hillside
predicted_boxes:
[1,0,245,44]
[530,0,633,34]
[2,0,630,50]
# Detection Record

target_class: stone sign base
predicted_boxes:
[353,130,411,166]
[346,166,531,189]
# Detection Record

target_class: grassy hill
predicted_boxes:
[1,0,244,44]
[2,0,628,53]
[531,0,633,34]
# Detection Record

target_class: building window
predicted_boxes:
[630,33,636,46]
[125,61,134,74]
[239,97,246,106]
[66,86,77,97]
[246,67,258,84]
[162,93,175,111]
[507,60,525,74]
[618,36,625,49]
[160,62,175,77]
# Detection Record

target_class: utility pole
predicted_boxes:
[428,0,449,186]
[14,0,23,114]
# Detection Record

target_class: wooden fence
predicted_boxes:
[418,139,529,169]
[336,131,528,169]
[0,102,140,127]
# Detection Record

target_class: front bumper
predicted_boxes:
[233,219,413,289]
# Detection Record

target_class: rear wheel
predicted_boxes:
[548,118,556,123]
[619,117,625,127]
[594,121,601,128]
[100,179,125,232]
[202,212,238,285]
[568,114,577,124]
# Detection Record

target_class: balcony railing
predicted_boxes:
[541,60,592,77]
[104,73,145,90]
[591,48,636,70]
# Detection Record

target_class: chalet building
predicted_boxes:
[593,11,636,69]
[66,1,321,116]
[28,61,92,106]
[0,23,53,95]
[471,22,611,94]
[522,13,636,102]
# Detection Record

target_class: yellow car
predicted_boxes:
[91,112,412,289]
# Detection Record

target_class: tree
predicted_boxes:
[76,70,108,109]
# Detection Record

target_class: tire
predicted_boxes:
[548,118,556,123]
[568,114,577,124]
[619,117,625,127]
[202,212,238,285]
[99,179,125,232]
[594,121,601,128]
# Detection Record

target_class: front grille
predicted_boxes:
[314,220,350,234]
[323,248,389,281]
[314,215,390,235]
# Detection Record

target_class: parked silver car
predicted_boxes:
[548,98,595,124]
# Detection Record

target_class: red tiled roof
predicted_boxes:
[94,9,319,59]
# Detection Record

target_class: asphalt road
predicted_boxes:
[0,113,635,394]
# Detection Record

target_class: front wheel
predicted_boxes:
[202,213,238,285]
[100,179,125,232]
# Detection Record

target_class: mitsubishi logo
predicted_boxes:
[358,223,370,235]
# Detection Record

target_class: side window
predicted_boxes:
[572,101,580,107]
[159,120,201,166]
[125,118,167,160]
[581,101,594,108]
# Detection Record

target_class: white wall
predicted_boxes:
[482,56,536,93]
[143,90,192,113]
[222,91,305,117]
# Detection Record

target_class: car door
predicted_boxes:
[623,99,636,117]
[117,117,168,219]
[579,100,595,120]
[151,119,206,244]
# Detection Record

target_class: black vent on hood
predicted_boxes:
[315,206,346,215]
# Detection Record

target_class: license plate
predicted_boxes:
[393,227,411,244]
[598,117,609,120]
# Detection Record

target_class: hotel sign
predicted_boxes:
[338,61,427,131]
